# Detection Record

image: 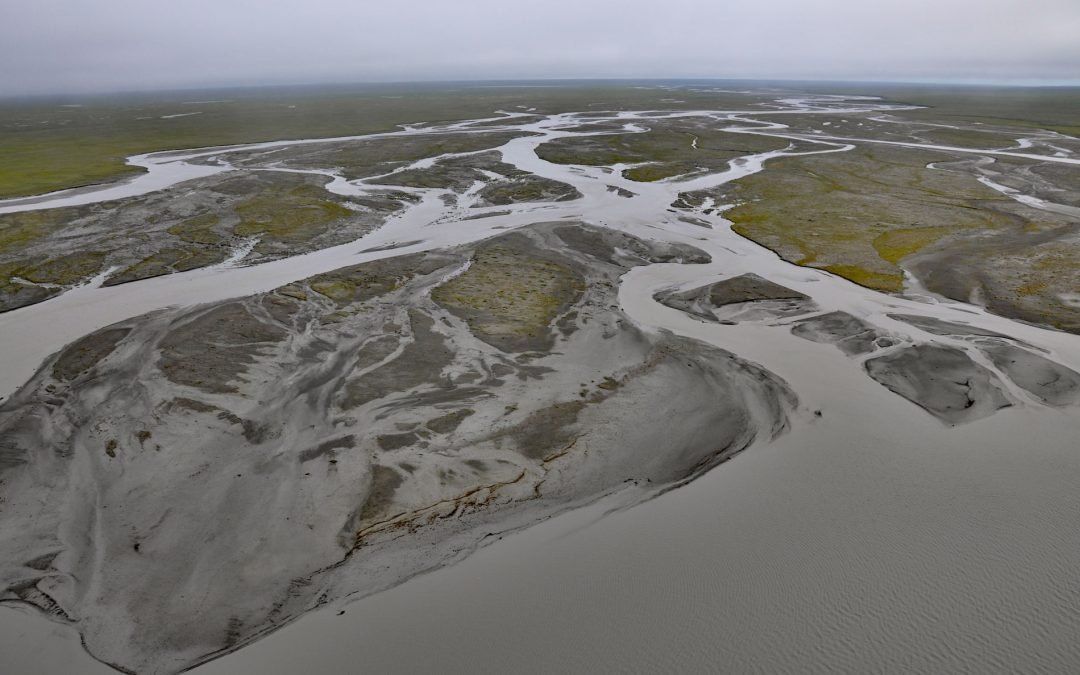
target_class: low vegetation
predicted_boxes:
[244,132,532,181]
[722,145,1017,292]
[0,85,778,199]
[234,182,354,249]
[537,122,788,182]
[476,176,581,205]
[433,238,585,351]
[106,247,227,286]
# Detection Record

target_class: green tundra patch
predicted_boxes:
[433,237,585,352]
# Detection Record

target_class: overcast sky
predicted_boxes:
[3,0,1080,96]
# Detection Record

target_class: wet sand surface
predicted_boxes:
[201,405,1080,675]
[2,92,1080,674]
[1,225,795,673]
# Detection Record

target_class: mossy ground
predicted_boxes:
[886,87,1080,137]
[309,274,406,306]
[0,171,371,304]
[233,183,354,247]
[0,209,75,252]
[304,254,436,308]
[5,85,1078,321]
[0,90,579,199]
[252,132,532,182]
[167,213,222,245]
[980,243,1080,333]
[537,122,788,182]
[107,247,227,285]
[433,239,585,351]
[371,151,527,192]
[723,145,1018,292]
[477,176,581,205]
[3,85,1077,200]
[917,128,1022,149]
[13,249,107,286]
[0,250,109,310]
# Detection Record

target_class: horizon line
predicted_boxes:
[5,75,1080,101]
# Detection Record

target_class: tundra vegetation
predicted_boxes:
[3,84,1080,335]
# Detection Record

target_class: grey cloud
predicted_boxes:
[2,0,1079,95]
